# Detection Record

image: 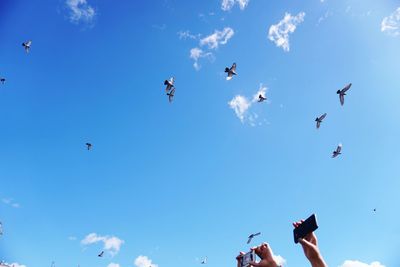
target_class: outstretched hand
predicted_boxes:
[237,243,279,267]
[293,220,327,267]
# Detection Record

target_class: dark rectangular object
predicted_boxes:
[293,214,318,243]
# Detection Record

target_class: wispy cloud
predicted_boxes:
[66,0,96,25]
[228,84,268,126]
[268,12,305,52]
[178,30,200,40]
[200,27,235,49]
[381,7,400,36]
[107,263,120,267]
[2,263,27,267]
[221,0,250,11]
[273,255,286,266]
[317,11,332,26]
[134,256,158,267]
[190,47,214,70]
[185,27,234,70]
[338,260,386,267]
[81,233,124,256]
[68,236,77,241]
[2,198,20,208]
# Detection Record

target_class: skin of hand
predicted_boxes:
[293,220,328,267]
[236,243,279,267]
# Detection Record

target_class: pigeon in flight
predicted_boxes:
[337,83,352,106]
[86,143,92,150]
[167,88,175,103]
[22,40,32,53]
[98,251,104,257]
[0,77,5,84]
[225,63,237,80]
[164,77,175,92]
[258,94,267,102]
[315,113,327,129]
[332,143,342,158]
[247,232,261,244]
[200,257,207,264]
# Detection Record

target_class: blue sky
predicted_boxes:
[1,0,400,267]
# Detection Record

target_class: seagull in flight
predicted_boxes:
[332,143,342,158]
[167,88,175,103]
[98,251,104,257]
[337,83,352,106]
[0,77,5,84]
[22,40,32,53]
[315,113,327,129]
[164,77,175,92]
[258,94,267,102]
[200,257,207,264]
[86,143,92,150]
[225,63,237,80]
[247,232,261,244]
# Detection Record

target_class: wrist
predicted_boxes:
[309,255,327,267]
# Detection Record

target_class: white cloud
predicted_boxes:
[268,12,305,52]
[66,0,96,24]
[81,233,124,256]
[190,47,214,70]
[178,30,199,40]
[134,256,158,267]
[200,27,234,49]
[221,0,250,11]
[339,260,385,267]
[107,263,120,267]
[273,255,286,266]
[381,7,400,36]
[2,198,20,208]
[229,84,268,125]
[68,236,77,241]
[229,95,251,122]
[2,263,27,267]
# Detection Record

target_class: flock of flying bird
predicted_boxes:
[0,39,355,266]
[163,62,351,158]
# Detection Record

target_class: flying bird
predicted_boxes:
[332,144,342,158]
[164,77,175,92]
[0,221,3,236]
[86,143,92,150]
[373,208,376,212]
[200,257,207,264]
[337,83,352,106]
[258,94,267,102]
[315,113,327,129]
[247,232,261,244]
[0,77,5,84]
[167,88,175,103]
[225,63,237,80]
[98,251,104,257]
[22,40,32,53]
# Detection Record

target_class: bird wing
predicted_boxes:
[254,232,261,236]
[170,77,174,85]
[319,113,327,121]
[231,63,236,72]
[337,144,342,153]
[340,94,344,106]
[316,121,321,129]
[26,40,32,46]
[342,83,351,93]
[247,237,252,244]
[168,89,175,102]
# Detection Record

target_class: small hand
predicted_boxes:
[249,243,278,267]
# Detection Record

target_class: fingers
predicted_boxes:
[236,251,245,260]
[298,238,315,249]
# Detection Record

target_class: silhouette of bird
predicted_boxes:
[200,257,207,264]
[98,251,104,257]
[315,113,327,129]
[22,40,32,53]
[164,77,175,92]
[373,208,376,212]
[86,143,92,150]
[225,63,237,80]
[167,88,175,103]
[0,221,3,235]
[332,144,342,158]
[258,94,267,102]
[247,232,261,244]
[337,83,352,106]
[0,78,5,84]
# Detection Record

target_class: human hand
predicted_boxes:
[249,243,279,267]
[293,220,327,267]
